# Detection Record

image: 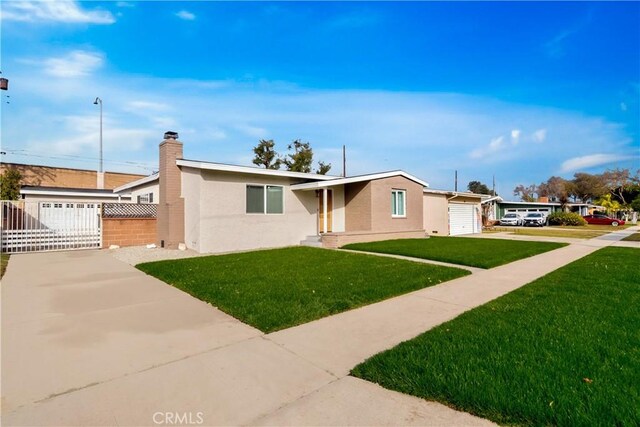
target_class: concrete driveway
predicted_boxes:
[2,249,493,426]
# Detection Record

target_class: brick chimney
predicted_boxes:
[157,131,185,249]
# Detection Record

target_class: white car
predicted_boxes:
[523,212,546,227]
[500,213,524,226]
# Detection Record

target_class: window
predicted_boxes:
[246,185,284,214]
[54,203,62,208]
[137,193,154,204]
[66,203,74,208]
[77,204,85,208]
[391,189,406,217]
[42,203,51,208]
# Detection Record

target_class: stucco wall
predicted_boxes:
[344,181,372,231]
[331,186,346,233]
[423,193,449,235]
[370,176,424,232]
[182,167,202,253]
[131,182,159,204]
[190,170,317,253]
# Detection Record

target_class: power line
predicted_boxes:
[1,149,157,172]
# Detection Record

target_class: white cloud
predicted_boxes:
[532,128,547,143]
[126,101,170,112]
[470,136,504,159]
[175,10,196,21]
[116,2,135,8]
[1,1,115,24]
[39,50,104,78]
[511,129,521,145]
[560,154,633,173]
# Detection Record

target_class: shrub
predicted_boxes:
[547,211,587,226]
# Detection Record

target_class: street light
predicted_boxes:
[93,97,103,173]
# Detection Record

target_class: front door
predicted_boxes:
[318,190,333,233]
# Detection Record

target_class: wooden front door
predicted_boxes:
[318,189,333,233]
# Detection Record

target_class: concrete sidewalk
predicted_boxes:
[2,227,636,426]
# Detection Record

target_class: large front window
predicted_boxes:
[246,185,284,214]
[391,189,406,217]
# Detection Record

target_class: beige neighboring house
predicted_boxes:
[423,189,485,236]
[113,173,159,204]
[154,131,483,253]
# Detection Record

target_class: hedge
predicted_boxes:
[547,211,587,226]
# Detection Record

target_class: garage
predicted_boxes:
[449,203,478,236]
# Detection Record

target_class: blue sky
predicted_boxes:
[1,1,638,199]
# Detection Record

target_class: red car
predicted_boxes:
[582,214,625,226]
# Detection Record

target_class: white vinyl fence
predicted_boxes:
[1,201,102,253]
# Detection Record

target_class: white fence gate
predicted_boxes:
[1,201,102,253]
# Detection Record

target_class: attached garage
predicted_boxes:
[449,203,479,235]
[424,189,484,236]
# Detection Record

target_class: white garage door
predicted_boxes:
[449,203,475,236]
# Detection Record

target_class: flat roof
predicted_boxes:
[113,173,159,193]
[20,186,131,198]
[177,159,339,181]
[424,188,489,199]
[290,170,429,191]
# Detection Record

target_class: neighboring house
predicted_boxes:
[113,173,159,204]
[483,196,601,221]
[423,189,485,236]
[155,132,483,253]
[20,186,131,203]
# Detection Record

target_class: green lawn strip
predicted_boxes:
[510,228,605,239]
[621,232,640,242]
[342,237,566,269]
[137,246,469,333]
[352,247,640,426]
[0,254,9,279]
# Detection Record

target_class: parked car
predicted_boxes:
[582,214,625,226]
[523,212,546,227]
[500,213,524,226]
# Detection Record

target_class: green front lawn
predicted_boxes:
[0,254,9,279]
[622,232,640,242]
[137,247,469,333]
[352,247,640,426]
[343,237,566,269]
[509,228,606,239]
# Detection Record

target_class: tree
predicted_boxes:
[571,172,607,203]
[252,139,281,170]
[283,140,314,173]
[594,193,622,215]
[0,168,22,200]
[316,161,331,175]
[513,184,537,202]
[601,168,637,206]
[467,180,492,195]
[630,195,640,213]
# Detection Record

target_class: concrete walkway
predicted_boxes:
[2,227,636,426]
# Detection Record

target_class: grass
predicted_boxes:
[342,237,566,269]
[509,228,606,239]
[137,246,469,333]
[551,223,632,230]
[0,254,9,279]
[622,232,640,242]
[351,247,640,426]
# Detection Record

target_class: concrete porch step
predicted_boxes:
[300,235,323,247]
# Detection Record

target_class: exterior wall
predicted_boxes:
[423,193,449,235]
[331,185,346,233]
[131,182,159,204]
[102,218,157,248]
[497,203,561,218]
[191,170,317,253]
[0,162,144,190]
[344,181,372,231]
[182,167,202,253]
[322,230,426,249]
[157,139,185,249]
[370,176,423,232]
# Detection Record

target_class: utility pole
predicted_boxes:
[93,97,104,189]
[454,170,458,192]
[492,174,496,196]
[342,145,346,177]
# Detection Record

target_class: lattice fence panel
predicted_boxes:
[102,203,157,218]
